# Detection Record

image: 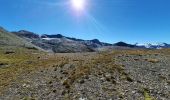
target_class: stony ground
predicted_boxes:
[0,48,170,100]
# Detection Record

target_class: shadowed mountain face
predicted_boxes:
[12,30,40,39]
[114,42,135,48]
[41,34,63,38]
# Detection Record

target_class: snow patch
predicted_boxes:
[42,38,56,40]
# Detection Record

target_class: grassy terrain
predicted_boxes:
[0,48,170,99]
[0,47,39,93]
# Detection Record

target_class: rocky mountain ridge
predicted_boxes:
[11,29,170,52]
[12,30,113,53]
[1,26,170,53]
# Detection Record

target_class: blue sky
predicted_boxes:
[0,0,170,43]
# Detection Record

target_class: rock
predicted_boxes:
[79,79,85,84]
[79,97,87,100]
[0,63,8,67]
[132,91,136,94]
[4,51,15,54]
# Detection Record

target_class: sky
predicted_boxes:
[0,0,170,44]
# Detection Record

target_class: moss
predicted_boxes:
[22,97,36,100]
[144,90,152,100]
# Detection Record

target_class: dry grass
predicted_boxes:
[0,47,58,94]
[147,59,159,63]
[1,47,170,98]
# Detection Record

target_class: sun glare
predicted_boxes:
[71,0,85,11]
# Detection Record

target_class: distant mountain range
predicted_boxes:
[135,43,170,49]
[0,26,170,53]
[12,30,112,52]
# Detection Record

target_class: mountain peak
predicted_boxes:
[114,41,135,48]
[12,30,39,39]
[91,39,100,43]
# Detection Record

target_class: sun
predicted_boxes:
[71,0,85,11]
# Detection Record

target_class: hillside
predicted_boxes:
[0,27,44,52]
[0,27,36,49]
[0,27,27,46]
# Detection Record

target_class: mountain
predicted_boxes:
[113,42,170,49]
[37,37,94,53]
[12,31,96,52]
[41,34,112,47]
[12,30,40,39]
[113,42,136,48]
[12,30,113,53]
[3,27,169,52]
[135,43,170,49]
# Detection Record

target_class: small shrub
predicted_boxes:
[79,79,85,84]
[62,80,70,89]
[134,58,139,61]
[48,81,53,84]
[52,89,57,93]
[112,79,116,84]
[4,51,15,54]
[126,76,133,82]
[25,46,38,50]
[0,62,8,66]
[159,75,167,80]
[106,77,111,82]
[167,80,170,84]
